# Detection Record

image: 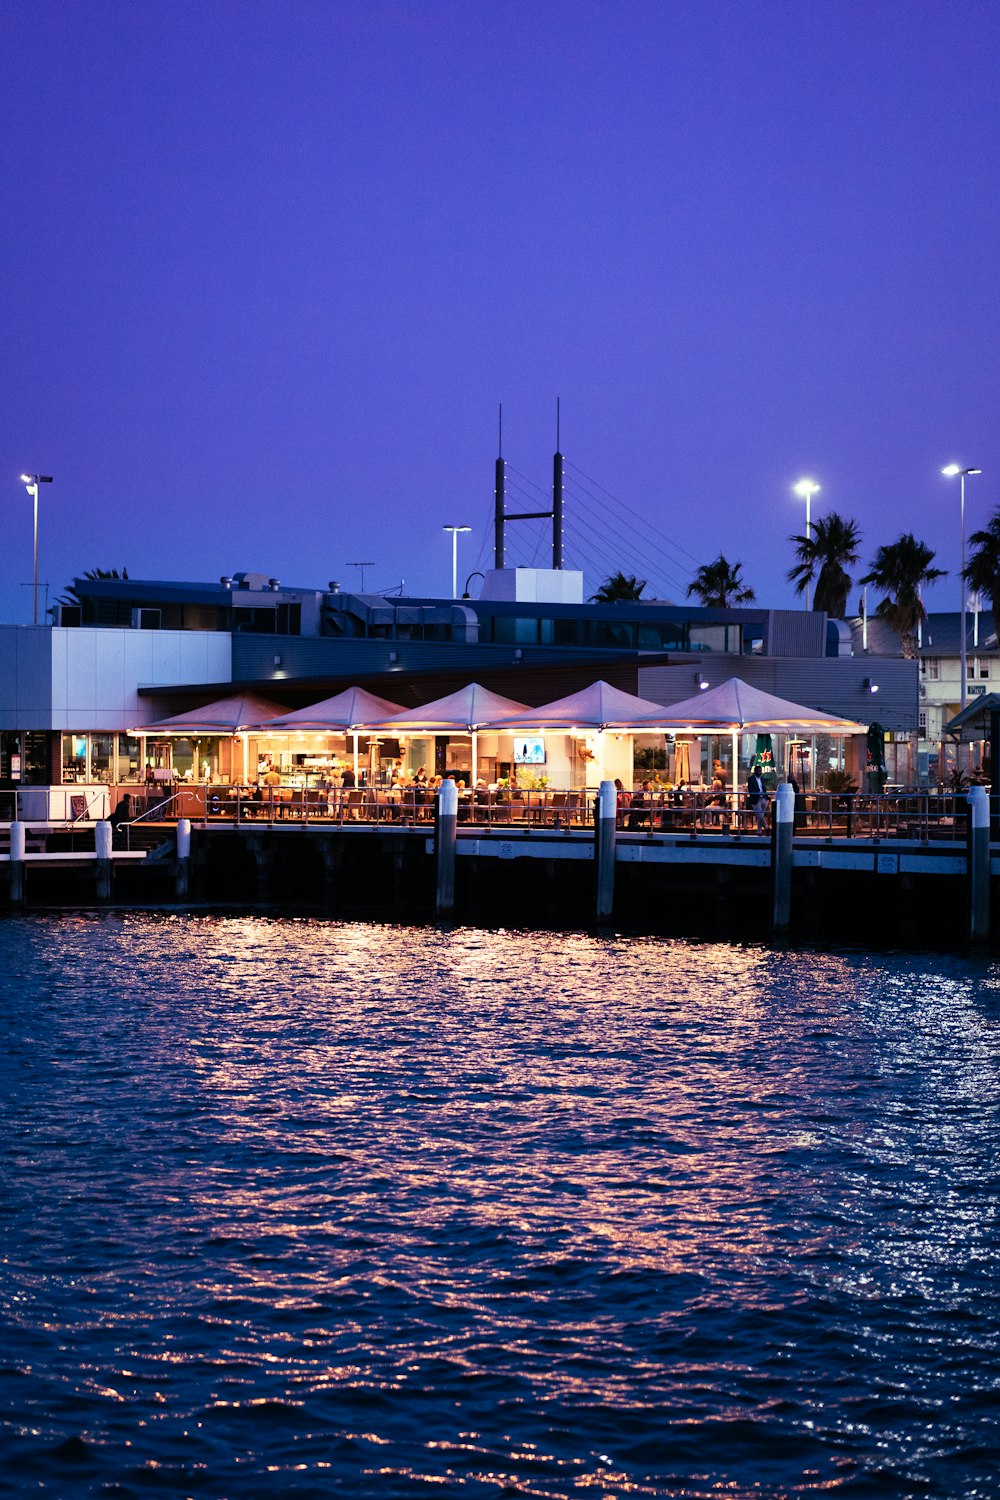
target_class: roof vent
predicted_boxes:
[268,578,281,591]
[220,576,233,589]
[328,580,340,594]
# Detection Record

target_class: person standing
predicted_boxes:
[746,765,769,834]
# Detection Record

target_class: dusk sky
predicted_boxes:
[2,0,997,625]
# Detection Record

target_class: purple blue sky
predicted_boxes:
[2,0,998,623]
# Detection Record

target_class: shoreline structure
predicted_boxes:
[1,783,992,947]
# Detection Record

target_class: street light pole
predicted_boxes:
[792,478,820,611]
[20,474,54,625]
[442,525,471,600]
[942,465,982,711]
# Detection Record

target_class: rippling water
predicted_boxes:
[1,915,999,1498]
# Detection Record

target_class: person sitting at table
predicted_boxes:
[627,780,653,829]
[413,766,428,785]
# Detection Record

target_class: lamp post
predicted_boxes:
[792,478,820,610]
[942,465,981,710]
[442,525,471,600]
[19,474,53,625]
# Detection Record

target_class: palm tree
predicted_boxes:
[56,567,129,609]
[965,508,1000,624]
[590,570,646,603]
[861,534,944,658]
[687,554,755,607]
[788,513,861,617]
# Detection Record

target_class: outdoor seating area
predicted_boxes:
[113,783,973,844]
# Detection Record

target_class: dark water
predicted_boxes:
[1,916,999,1499]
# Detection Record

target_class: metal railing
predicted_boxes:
[2,785,981,846]
[615,789,972,842]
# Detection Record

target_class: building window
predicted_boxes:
[117,735,144,783]
[61,732,88,783]
[91,733,114,783]
[924,658,940,679]
[919,711,927,736]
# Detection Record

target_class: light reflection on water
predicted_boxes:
[1,914,999,1498]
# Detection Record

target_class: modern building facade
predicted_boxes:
[2,567,919,800]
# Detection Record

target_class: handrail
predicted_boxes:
[85,785,976,843]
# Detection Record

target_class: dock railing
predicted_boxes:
[86,784,976,843]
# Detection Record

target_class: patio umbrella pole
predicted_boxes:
[731,728,739,812]
[472,731,478,785]
[353,732,359,781]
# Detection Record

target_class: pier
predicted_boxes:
[1,783,993,946]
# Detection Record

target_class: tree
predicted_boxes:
[861,534,944,658]
[787,513,862,617]
[687,554,756,607]
[590,570,646,603]
[965,508,1000,623]
[56,567,129,609]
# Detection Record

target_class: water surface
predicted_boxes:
[1,915,998,1497]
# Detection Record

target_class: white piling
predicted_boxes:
[435,779,458,917]
[95,818,113,903]
[968,784,989,943]
[176,817,192,899]
[595,779,617,921]
[9,821,26,907]
[772,781,794,933]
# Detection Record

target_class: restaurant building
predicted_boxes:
[1,567,919,809]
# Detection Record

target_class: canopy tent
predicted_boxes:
[371,683,531,784]
[500,680,674,782]
[263,686,405,731]
[263,686,406,778]
[655,677,866,798]
[655,678,866,733]
[503,680,672,730]
[137,693,290,736]
[134,693,290,782]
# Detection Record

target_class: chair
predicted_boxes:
[342,788,365,822]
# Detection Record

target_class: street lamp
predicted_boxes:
[19,474,53,625]
[792,478,820,610]
[942,464,982,710]
[442,525,471,600]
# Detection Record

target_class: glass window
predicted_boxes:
[690,624,735,653]
[588,620,635,649]
[62,732,88,783]
[492,616,540,645]
[636,621,687,650]
[553,617,586,646]
[117,735,144,783]
[233,607,277,633]
[91,733,114,783]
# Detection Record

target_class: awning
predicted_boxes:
[652,677,866,733]
[503,680,673,730]
[371,683,530,732]
[943,693,1000,743]
[135,693,290,735]
[262,686,405,732]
